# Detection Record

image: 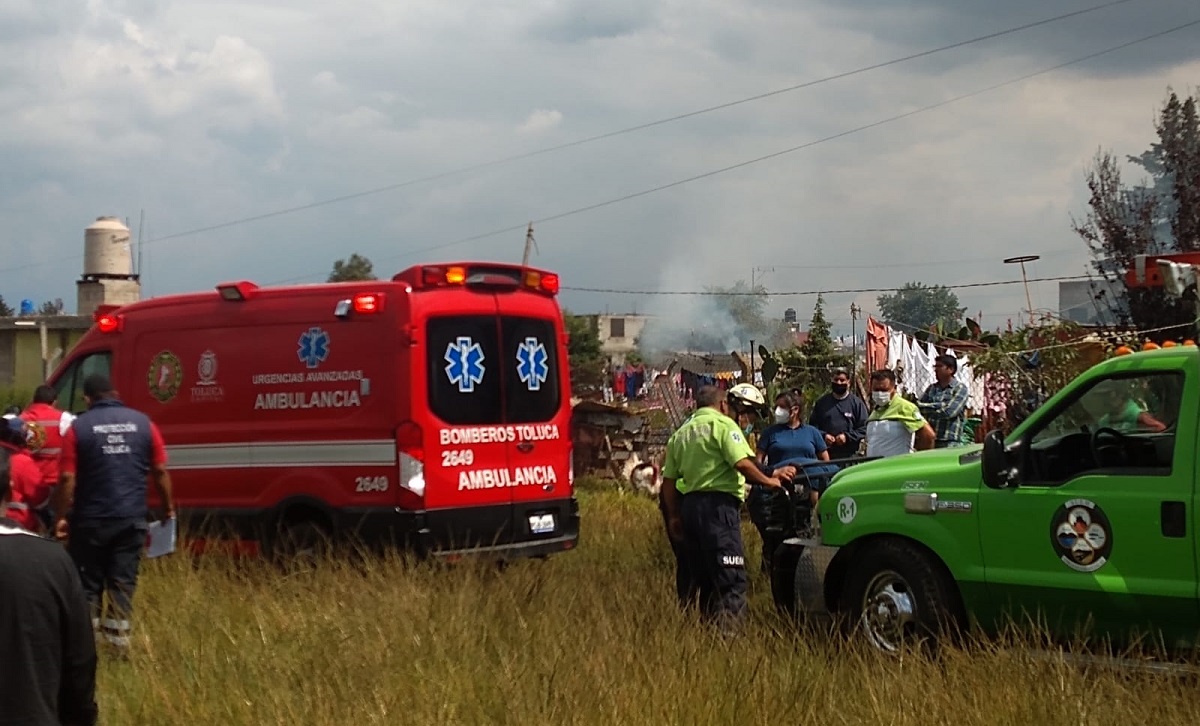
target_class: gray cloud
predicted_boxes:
[1,0,1197,336]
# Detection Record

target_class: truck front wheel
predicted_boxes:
[838,538,962,653]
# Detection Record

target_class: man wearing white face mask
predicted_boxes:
[865,369,935,458]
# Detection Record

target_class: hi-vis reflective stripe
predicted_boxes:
[167,440,397,470]
[0,524,38,538]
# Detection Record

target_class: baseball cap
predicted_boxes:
[83,373,114,399]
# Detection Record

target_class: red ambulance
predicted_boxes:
[48,262,579,560]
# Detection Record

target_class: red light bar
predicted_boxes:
[353,293,385,314]
[540,273,560,295]
[96,313,123,333]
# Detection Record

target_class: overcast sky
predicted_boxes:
[2,0,1198,337]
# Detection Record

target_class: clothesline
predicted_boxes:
[876,316,1198,357]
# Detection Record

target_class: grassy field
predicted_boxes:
[99,480,1196,725]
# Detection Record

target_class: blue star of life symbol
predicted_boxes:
[444,336,486,393]
[297,327,331,369]
[515,337,549,391]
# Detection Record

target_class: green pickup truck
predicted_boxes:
[778,345,1198,652]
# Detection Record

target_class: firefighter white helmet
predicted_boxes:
[727,383,766,410]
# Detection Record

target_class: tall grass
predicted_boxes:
[99,486,1195,725]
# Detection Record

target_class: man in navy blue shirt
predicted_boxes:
[53,374,174,655]
[808,367,869,459]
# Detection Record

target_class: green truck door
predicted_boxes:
[977,369,1198,644]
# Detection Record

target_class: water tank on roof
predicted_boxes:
[784,307,797,324]
[83,216,133,278]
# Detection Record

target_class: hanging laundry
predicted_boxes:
[866,317,889,373]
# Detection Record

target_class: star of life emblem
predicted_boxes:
[445,336,486,393]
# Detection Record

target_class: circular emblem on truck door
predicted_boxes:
[148,351,183,403]
[1050,499,1113,573]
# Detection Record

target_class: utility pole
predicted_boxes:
[850,303,861,386]
[521,222,537,267]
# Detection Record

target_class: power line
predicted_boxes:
[561,274,1093,296]
[285,16,1200,283]
[758,248,1082,270]
[0,0,1139,283]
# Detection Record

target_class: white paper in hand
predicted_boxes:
[146,519,177,558]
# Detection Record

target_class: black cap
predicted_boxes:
[934,354,958,372]
[83,373,114,399]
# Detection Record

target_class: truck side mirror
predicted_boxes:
[981,429,1019,489]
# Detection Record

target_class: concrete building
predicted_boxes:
[591,313,654,364]
[0,216,141,391]
[0,316,92,389]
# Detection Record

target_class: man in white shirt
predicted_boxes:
[866,369,935,457]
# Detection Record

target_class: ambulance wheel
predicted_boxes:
[275,520,332,568]
[838,538,962,654]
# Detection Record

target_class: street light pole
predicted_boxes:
[1004,255,1041,326]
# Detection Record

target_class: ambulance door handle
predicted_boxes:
[1161,501,1186,538]
[517,441,534,453]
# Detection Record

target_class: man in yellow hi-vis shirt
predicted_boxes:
[661,384,785,631]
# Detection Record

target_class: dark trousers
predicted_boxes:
[659,494,698,606]
[68,517,147,648]
[679,492,748,631]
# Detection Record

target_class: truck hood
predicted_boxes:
[827,445,983,496]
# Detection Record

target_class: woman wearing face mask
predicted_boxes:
[748,392,830,573]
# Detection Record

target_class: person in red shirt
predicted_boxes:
[20,385,74,529]
[1,415,49,534]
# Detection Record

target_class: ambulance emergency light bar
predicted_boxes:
[414,264,559,295]
[215,281,260,301]
[92,305,124,333]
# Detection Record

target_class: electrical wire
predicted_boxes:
[268,15,1200,284]
[561,275,1092,296]
[99,0,1146,250]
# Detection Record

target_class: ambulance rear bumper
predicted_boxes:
[338,496,581,559]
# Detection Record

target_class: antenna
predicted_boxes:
[521,222,538,267]
[136,209,145,277]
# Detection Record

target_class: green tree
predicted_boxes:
[327,253,378,282]
[0,295,12,317]
[563,312,606,394]
[1073,90,1200,339]
[876,282,965,332]
[38,298,64,315]
[760,295,852,405]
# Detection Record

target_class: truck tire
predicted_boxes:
[838,538,962,653]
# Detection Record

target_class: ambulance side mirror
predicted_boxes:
[981,429,1020,489]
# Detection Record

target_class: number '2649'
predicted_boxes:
[355,476,389,493]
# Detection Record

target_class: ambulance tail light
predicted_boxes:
[397,421,425,501]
